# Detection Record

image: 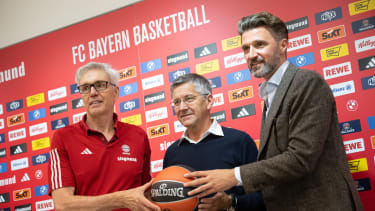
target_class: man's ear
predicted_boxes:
[206,94,214,109]
[280,38,288,55]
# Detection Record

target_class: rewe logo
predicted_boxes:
[323,62,352,80]
[288,34,312,51]
[213,93,224,107]
[8,128,26,142]
[344,138,365,154]
[36,199,54,211]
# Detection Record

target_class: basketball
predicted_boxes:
[151,165,198,211]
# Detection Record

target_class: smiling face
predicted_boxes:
[172,82,213,130]
[79,69,119,119]
[241,26,287,81]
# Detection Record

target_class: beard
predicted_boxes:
[249,53,281,79]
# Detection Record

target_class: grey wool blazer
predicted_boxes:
[240,63,363,211]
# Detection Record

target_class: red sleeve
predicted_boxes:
[142,134,152,184]
[48,129,76,194]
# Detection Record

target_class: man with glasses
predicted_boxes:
[48,62,160,211]
[183,12,363,211]
[163,73,265,210]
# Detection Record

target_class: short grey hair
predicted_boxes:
[237,11,288,41]
[75,62,119,86]
[170,73,212,98]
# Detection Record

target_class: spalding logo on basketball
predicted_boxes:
[151,165,198,211]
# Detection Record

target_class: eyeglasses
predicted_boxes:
[171,94,208,107]
[77,80,116,94]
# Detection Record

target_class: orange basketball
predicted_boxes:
[151,165,198,211]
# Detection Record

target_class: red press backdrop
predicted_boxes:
[0,0,374,210]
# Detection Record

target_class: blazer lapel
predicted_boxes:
[258,64,299,158]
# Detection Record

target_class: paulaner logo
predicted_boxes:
[0,62,25,84]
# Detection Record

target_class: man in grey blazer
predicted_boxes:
[184,12,363,210]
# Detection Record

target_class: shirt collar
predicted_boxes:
[178,118,224,145]
[79,113,119,135]
[259,61,289,100]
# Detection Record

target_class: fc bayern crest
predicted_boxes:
[346,99,359,111]
[122,144,130,154]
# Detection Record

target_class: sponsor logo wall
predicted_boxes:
[0,0,374,210]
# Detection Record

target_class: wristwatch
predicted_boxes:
[227,194,237,211]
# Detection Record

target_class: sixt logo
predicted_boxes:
[196,59,220,75]
[140,58,162,74]
[315,7,342,25]
[7,113,25,127]
[120,99,140,113]
[286,16,309,33]
[352,16,375,34]
[361,74,375,90]
[318,25,346,43]
[167,51,189,66]
[28,108,46,121]
[119,66,137,81]
[227,69,251,85]
[168,67,190,82]
[13,188,31,201]
[222,36,241,51]
[339,119,361,135]
[348,0,375,16]
[32,153,49,165]
[147,123,169,138]
[229,86,254,102]
[6,99,23,112]
[320,43,349,61]
[119,82,138,97]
